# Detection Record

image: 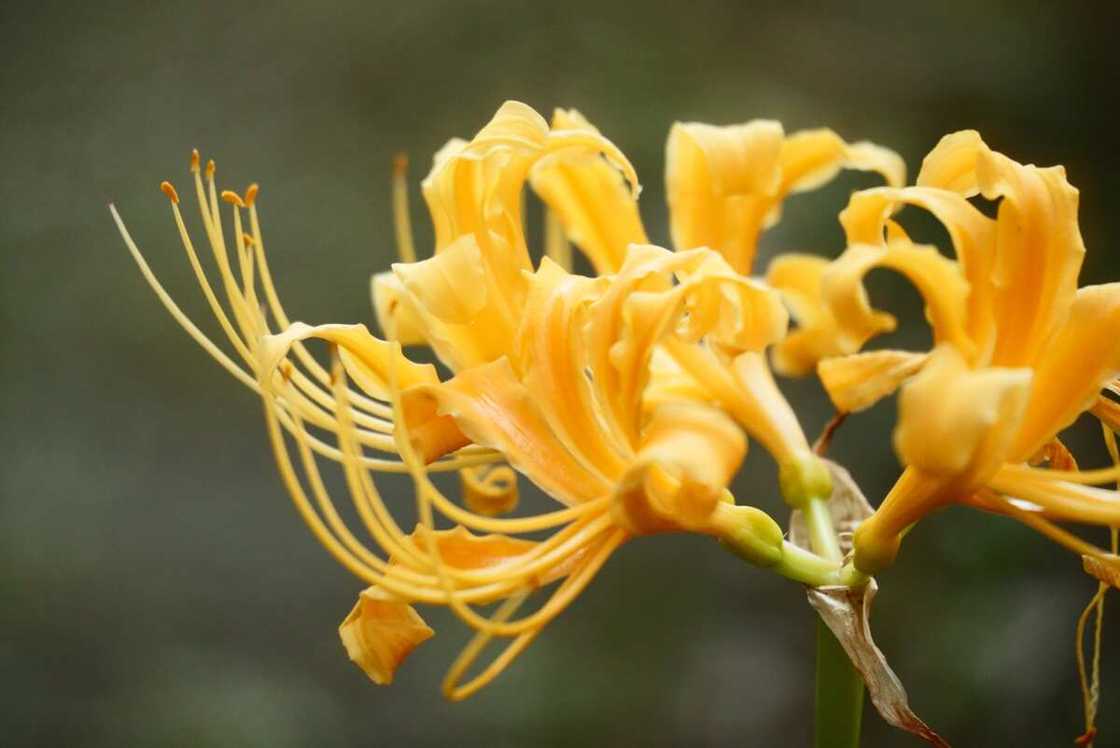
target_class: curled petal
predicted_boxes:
[612,403,746,534]
[765,253,883,377]
[840,185,996,357]
[460,464,520,517]
[667,121,903,273]
[529,109,648,274]
[422,100,637,260]
[1012,283,1120,460]
[666,120,784,273]
[921,130,1085,367]
[516,258,630,476]
[824,241,973,359]
[587,244,787,447]
[818,350,928,413]
[778,129,905,197]
[410,101,639,370]
[895,345,1031,480]
[339,591,435,685]
[261,322,438,400]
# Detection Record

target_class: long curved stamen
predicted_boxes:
[392,153,417,263]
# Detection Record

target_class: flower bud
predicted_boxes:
[718,504,785,568]
[778,450,833,508]
[852,518,901,575]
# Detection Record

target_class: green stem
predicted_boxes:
[815,616,864,748]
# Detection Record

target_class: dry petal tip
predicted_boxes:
[220,189,245,208]
[189,148,201,173]
[244,183,259,207]
[159,180,179,204]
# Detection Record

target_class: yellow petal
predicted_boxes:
[840,185,997,357]
[339,591,434,685]
[666,120,784,273]
[397,385,471,463]
[422,100,637,262]
[778,128,905,197]
[516,258,631,476]
[823,240,972,358]
[261,322,439,400]
[402,358,612,505]
[613,402,746,534]
[529,109,649,274]
[642,348,712,413]
[667,121,903,274]
[730,351,812,463]
[920,130,1085,368]
[339,523,570,686]
[585,244,787,447]
[371,271,427,346]
[1012,283,1120,460]
[390,235,518,371]
[818,350,928,413]
[765,253,888,376]
[402,524,541,571]
[894,345,1031,480]
[393,235,489,324]
[409,102,639,370]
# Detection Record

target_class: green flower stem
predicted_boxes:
[772,541,842,585]
[803,495,865,748]
[803,495,842,562]
[815,616,864,748]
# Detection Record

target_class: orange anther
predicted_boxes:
[190,149,200,173]
[245,183,260,207]
[205,159,216,179]
[160,181,180,204]
[393,152,408,177]
[220,190,245,208]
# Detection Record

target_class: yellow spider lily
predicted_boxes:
[787,130,1120,573]
[381,102,904,495]
[112,102,863,699]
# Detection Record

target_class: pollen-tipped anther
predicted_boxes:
[221,190,246,208]
[160,181,180,204]
[190,149,201,174]
[245,183,260,207]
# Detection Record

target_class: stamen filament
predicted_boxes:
[392,154,417,263]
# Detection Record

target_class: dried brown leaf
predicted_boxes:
[793,460,950,747]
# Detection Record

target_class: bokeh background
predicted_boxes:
[3,1,1119,745]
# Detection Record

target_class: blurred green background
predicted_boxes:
[3,1,1119,745]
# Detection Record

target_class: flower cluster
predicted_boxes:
[115,101,1120,701]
